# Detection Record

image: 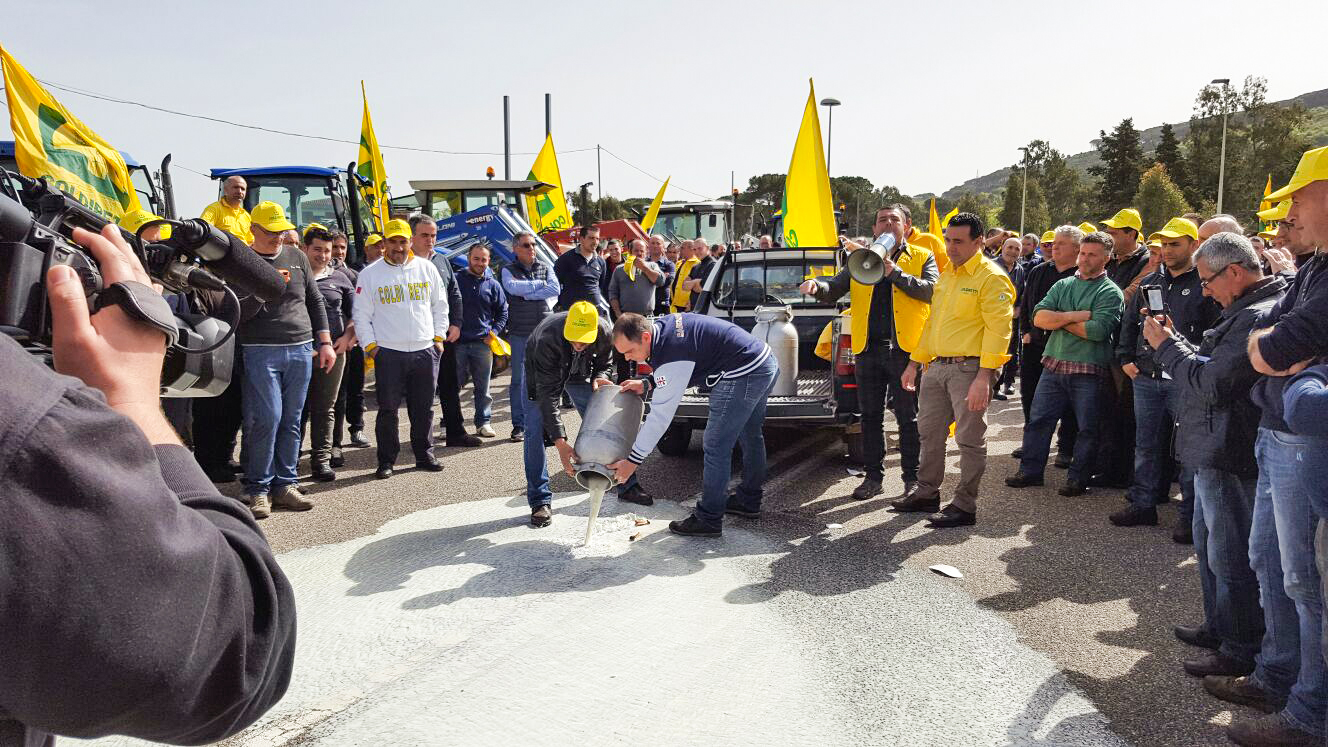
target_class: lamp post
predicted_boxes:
[820,97,841,174]
[1212,78,1231,214]
[1018,146,1030,236]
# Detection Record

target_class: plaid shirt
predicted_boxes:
[1041,355,1109,377]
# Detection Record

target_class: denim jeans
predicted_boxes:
[1127,376,1194,520]
[1019,371,1104,484]
[1018,343,1076,453]
[508,334,528,432]
[241,343,313,497]
[522,381,639,508]
[1193,468,1263,665]
[694,356,780,528]
[854,343,919,483]
[455,340,493,427]
[1251,428,1326,735]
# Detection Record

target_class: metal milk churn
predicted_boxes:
[752,304,798,396]
[572,383,645,488]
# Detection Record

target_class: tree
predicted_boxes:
[954,191,1000,227]
[1089,118,1147,215]
[1154,123,1185,187]
[1040,150,1092,226]
[1133,164,1191,234]
[998,168,1049,234]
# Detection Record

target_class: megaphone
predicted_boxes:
[847,233,898,284]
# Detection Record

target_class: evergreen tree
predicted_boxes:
[1154,123,1186,188]
[1089,117,1147,215]
[1133,164,1192,234]
[998,168,1049,234]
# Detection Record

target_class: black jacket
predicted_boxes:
[0,335,296,745]
[1155,275,1287,477]
[524,312,615,442]
[1116,266,1220,376]
[1251,251,1328,431]
[1020,260,1077,348]
[1105,245,1152,306]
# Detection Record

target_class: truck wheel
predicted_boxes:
[844,430,864,465]
[658,423,692,456]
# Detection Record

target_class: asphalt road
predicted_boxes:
[153,369,1242,746]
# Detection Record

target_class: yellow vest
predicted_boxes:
[670,257,700,313]
[847,242,933,354]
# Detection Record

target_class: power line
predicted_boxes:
[598,146,714,200]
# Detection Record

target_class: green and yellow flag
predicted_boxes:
[641,176,670,233]
[1,46,141,221]
[524,134,573,232]
[356,81,389,233]
[781,79,836,248]
[928,198,941,236]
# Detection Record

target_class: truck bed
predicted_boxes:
[675,370,837,423]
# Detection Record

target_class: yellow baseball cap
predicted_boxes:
[1148,217,1200,242]
[250,201,295,232]
[303,221,328,236]
[1147,238,1162,248]
[1257,200,1290,222]
[118,208,162,234]
[1040,230,1055,243]
[1078,222,1097,234]
[563,301,599,344]
[365,232,383,246]
[383,218,412,240]
[1101,208,1143,233]
[1266,146,1328,201]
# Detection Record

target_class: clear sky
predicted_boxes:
[3,0,1327,215]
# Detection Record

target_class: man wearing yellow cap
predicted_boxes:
[239,202,336,518]
[352,218,451,480]
[118,209,164,243]
[521,301,651,528]
[201,175,253,245]
[364,231,384,264]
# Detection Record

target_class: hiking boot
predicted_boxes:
[617,485,654,506]
[669,515,722,537]
[477,424,497,438]
[272,485,314,511]
[851,478,883,501]
[348,428,370,448]
[250,494,271,519]
[1227,712,1318,746]
[1109,505,1158,526]
[530,504,552,528]
[1203,675,1278,714]
[1005,472,1044,488]
[724,494,760,518]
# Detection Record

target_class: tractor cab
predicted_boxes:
[404,179,552,223]
[209,165,371,262]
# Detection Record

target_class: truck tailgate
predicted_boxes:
[675,370,836,422]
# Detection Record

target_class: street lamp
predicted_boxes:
[1018,146,1030,236]
[1212,78,1231,214]
[820,97,841,174]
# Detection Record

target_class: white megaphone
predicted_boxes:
[847,233,898,284]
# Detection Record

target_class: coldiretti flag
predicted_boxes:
[524,134,573,233]
[941,207,959,232]
[781,79,836,248]
[1,46,141,220]
[641,176,670,232]
[356,81,389,233]
[928,198,941,236]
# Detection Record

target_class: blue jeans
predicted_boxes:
[695,356,780,528]
[1251,428,1326,735]
[1193,468,1263,665]
[1127,376,1194,519]
[508,334,528,432]
[1019,371,1104,484]
[241,343,313,497]
[522,381,639,508]
[455,340,493,427]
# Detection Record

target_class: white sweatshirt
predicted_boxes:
[352,254,449,353]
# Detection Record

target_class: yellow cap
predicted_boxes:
[1040,230,1055,243]
[1101,208,1143,233]
[1147,238,1162,248]
[1078,222,1097,234]
[383,218,412,240]
[365,232,383,246]
[118,208,163,234]
[303,221,328,236]
[250,201,295,232]
[563,301,599,344]
[1148,217,1200,242]
[1257,200,1290,222]
[1266,146,1328,201]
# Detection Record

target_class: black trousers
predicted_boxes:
[376,346,441,465]
[1019,342,1076,452]
[1092,368,1135,484]
[436,340,467,438]
[333,345,366,446]
[193,345,244,470]
[855,343,919,484]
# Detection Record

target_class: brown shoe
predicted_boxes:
[890,493,940,513]
[1203,675,1277,714]
[272,485,314,511]
[1227,712,1318,746]
[1184,650,1254,678]
[250,494,271,520]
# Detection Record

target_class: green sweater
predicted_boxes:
[1033,274,1124,367]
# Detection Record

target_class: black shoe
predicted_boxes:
[617,485,654,506]
[416,458,444,472]
[992,391,1008,401]
[1184,650,1255,678]
[724,495,761,519]
[1175,624,1221,651]
[1058,481,1088,497]
[1053,453,1072,469]
[330,447,345,468]
[446,433,483,448]
[851,478,883,501]
[202,464,237,483]
[510,428,525,442]
[890,493,940,513]
[1002,385,1015,395]
[669,515,722,537]
[927,504,977,528]
[349,429,370,448]
[1005,472,1044,488]
[531,504,552,528]
[1088,473,1130,489]
[375,464,394,480]
[1109,505,1158,526]
[1172,524,1194,545]
[1203,675,1278,714]
[1011,447,1024,459]
[311,464,337,482]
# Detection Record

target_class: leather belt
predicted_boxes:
[934,356,979,364]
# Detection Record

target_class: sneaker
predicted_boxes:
[531,504,553,528]
[510,428,525,442]
[617,485,654,506]
[851,478,883,501]
[348,429,370,448]
[724,494,761,518]
[250,494,271,519]
[669,515,722,537]
[272,485,314,511]
[1109,505,1158,526]
[1203,675,1278,714]
[477,424,497,438]
[1227,712,1319,747]
[1005,472,1044,488]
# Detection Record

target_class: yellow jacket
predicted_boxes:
[670,257,700,314]
[813,240,936,354]
[910,251,1015,370]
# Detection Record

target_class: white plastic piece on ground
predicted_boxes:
[929,564,964,579]
[826,523,844,529]
[582,475,610,546]
[845,467,865,477]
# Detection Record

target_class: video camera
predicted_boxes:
[0,172,286,397]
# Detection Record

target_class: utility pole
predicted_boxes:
[596,145,602,203]
[544,93,551,137]
[502,95,511,180]
[1018,146,1029,235]
[1212,78,1231,214]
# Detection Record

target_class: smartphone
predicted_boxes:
[1141,284,1165,317]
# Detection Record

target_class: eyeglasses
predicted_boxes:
[516,241,535,248]
[1199,262,1236,289]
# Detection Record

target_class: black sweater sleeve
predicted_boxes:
[300,252,329,337]
[0,344,295,745]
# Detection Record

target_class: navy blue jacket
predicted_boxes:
[456,268,509,343]
[1252,252,1328,431]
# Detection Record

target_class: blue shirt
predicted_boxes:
[554,249,607,312]
[456,268,509,343]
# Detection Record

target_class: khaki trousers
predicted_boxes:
[915,359,989,514]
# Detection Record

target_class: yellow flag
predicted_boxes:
[941,207,959,232]
[928,198,941,236]
[523,134,573,233]
[1259,173,1273,214]
[356,81,389,233]
[1,46,141,221]
[641,176,670,232]
[781,79,836,248]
